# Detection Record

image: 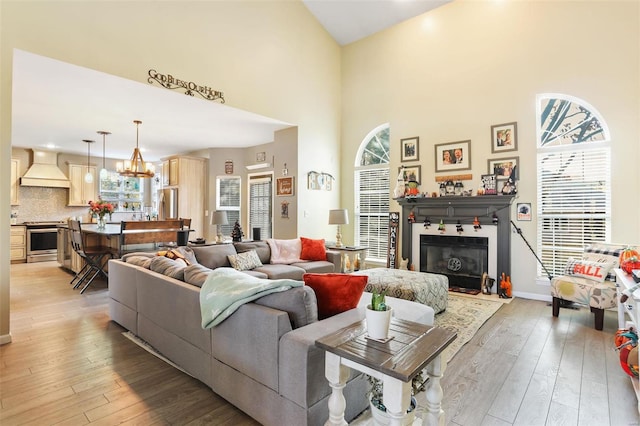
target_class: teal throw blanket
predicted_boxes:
[200,267,303,328]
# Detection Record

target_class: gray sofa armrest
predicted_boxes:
[325,250,341,272]
[279,308,364,408]
[212,303,293,393]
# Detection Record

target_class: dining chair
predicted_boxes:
[69,219,113,294]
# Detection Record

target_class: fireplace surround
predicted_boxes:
[398,195,515,289]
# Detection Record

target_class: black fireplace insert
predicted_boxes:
[420,234,488,290]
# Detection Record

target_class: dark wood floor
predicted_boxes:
[2,262,639,425]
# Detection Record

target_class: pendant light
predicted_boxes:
[97,130,111,180]
[116,120,155,178]
[82,139,94,183]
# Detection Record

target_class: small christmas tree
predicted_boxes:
[231,220,244,242]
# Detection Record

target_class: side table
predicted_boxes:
[316,318,456,426]
[326,245,368,273]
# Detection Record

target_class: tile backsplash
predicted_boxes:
[12,186,89,223]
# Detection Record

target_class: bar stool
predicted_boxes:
[69,219,113,294]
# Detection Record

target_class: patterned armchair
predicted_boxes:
[551,243,625,330]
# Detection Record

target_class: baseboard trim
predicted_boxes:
[0,333,13,345]
[512,291,551,302]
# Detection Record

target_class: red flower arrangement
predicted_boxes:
[88,198,114,219]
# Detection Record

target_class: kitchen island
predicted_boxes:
[58,221,192,273]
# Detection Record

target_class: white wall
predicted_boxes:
[0,1,341,343]
[340,1,640,299]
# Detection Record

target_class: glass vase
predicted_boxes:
[97,215,107,230]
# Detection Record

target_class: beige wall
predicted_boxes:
[340,1,640,299]
[0,1,341,343]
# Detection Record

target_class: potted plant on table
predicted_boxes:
[365,291,392,340]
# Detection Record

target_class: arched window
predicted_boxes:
[536,94,611,278]
[354,124,390,262]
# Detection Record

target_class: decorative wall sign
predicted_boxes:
[517,203,532,221]
[491,122,518,153]
[434,140,471,172]
[276,176,294,196]
[400,137,419,162]
[435,174,473,182]
[280,201,289,219]
[387,212,400,269]
[224,160,233,174]
[256,151,266,162]
[481,174,498,195]
[148,69,225,103]
[307,171,334,191]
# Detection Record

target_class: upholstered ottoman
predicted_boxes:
[351,268,449,314]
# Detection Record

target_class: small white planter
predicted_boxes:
[366,305,392,340]
[369,397,416,426]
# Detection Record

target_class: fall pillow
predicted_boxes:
[228,250,263,271]
[303,273,367,319]
[564,257,616,283]
[300,237,327,261]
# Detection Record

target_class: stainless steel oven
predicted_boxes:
[26,222,62,263]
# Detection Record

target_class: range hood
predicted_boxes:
[20,150,71,188]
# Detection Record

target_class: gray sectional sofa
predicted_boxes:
[108,242,435,425]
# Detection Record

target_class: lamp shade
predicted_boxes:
[211,210,229,225]
[328,209,349,225]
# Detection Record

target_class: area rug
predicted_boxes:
[435,293,503,363]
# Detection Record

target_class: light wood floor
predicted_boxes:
[2,262,639,425]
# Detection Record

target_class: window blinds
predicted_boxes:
[355,167,390,260]
[249,176,272,240]
[536,147,611,276]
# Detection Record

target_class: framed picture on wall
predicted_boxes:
[434,140,471,172]
[488,156,519,180]
[491,122,518,153]
[517,203,532,221]
[400,137,419,162]
[276,176,294,196]
[398,165,421,183]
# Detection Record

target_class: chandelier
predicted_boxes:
[116,120,155,178]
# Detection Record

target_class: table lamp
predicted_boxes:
[328,209,349,247]
[211,211,229,243]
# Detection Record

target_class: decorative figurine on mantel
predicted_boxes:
[231,220,244,242]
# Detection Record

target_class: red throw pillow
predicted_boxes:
[303,273,367,319]
[300,237,327,261]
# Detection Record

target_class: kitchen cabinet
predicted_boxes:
[68,164,97,206]
[11,225,26,264]
[11,158,20,205]
[161,155,206,237]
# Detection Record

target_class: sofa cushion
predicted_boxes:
[191,244,237,269]
[303,273,367,319]
[234,241,271,264]
[252,264,306,280]
[149,256,187,280]
[564,257,615,283]
[267,238,303,264]
[254,286,318,328]
[291,260,334,274]
[300,237,327,261]
[123,255,153,269]
[228,250,263,271]
[184,263,213,287]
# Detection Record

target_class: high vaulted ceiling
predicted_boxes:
[11,1,451,162]
[302,0,450,45]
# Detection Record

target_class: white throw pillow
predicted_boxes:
[267,238,303,264]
